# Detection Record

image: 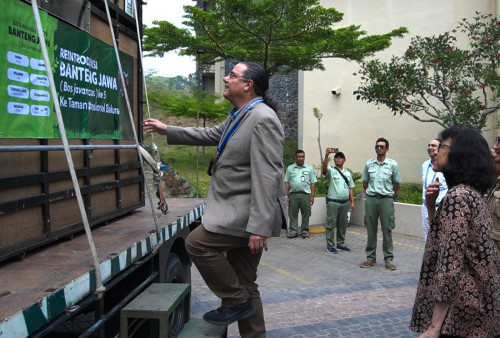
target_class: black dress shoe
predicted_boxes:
[203,298,256,326]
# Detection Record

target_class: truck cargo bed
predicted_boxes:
[0,198,204,335]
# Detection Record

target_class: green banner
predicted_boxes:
[0,0,134,139]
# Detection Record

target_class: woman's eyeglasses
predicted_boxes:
[438,142,451,151]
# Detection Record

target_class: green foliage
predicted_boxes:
[397,183,423,205]
[283,139,299,168]
[350,170,362,182]
[161,144,217,197]
[145,72,189,91]
[148,132,421,203]
[143,0,407,75]
[151,139,299,198]
[352,182,422,204]
[355,12,500,131]
[312,107,322,120]
[315,176,329,195]
[312,107,324,163]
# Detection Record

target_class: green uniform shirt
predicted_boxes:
[326,166,354,200]
[284,163,317,194]
[362,157,402,196]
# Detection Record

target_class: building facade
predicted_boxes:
[209,0,500,182]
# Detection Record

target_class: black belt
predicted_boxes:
[326,198,349,204]
[367,194,392,199]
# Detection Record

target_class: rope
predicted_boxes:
[102,0,162,240]
[132,1,154,138]
[132,0,165,207]
[30,0,105,296]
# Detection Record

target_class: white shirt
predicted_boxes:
[421,159,448,205]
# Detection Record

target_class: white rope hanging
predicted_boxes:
[102,0,162,240]
[133,0,154,139]
[30,0,105,296]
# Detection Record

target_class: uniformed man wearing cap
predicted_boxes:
[322,148,356,253]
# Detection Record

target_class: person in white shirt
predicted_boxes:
[421,139,448,242]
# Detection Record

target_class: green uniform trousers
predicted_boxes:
[288,192,311,235]
[325,200,349,248]
[364,196,395,262]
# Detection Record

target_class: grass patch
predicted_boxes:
[353,181,422,204]
[163,146,216,197]
[397,182,423,205]
[146,133,422,204]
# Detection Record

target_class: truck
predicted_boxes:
[0,0,204,336]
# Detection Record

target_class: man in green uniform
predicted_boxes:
[360,137,401,270]
[284,150,317,239]
[322,149,355,253]
[487,132,500,264]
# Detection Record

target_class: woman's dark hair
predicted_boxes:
[439,125,496,194]
[240,61,277,111]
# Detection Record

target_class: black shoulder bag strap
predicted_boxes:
[334,167,349,186]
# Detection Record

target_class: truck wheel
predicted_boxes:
[164,253,187,336]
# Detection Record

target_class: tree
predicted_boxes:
[354,13,500,130]
[145,71,190,91]
[143,0,407,75]
[312,107,323,164]
[146,74,230,127]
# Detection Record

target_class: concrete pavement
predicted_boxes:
[190,224,425,337]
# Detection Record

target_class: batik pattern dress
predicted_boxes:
[410,184,500,337]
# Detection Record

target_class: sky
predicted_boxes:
[141,0,195,77]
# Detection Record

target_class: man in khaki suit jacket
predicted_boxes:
[143,62,286,338]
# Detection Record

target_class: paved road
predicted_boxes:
[190,225,425,337]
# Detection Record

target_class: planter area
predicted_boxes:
[309,197,423,239]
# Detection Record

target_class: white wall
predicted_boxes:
[299,0,498,183]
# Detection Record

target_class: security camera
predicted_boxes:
[331,87,341,95]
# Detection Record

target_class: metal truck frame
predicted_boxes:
[0,1,202,336]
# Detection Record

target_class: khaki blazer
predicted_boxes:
[166,100,287,238]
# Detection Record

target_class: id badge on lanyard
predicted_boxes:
[207,98,263,176]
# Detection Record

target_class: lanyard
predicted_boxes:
[424,161,437,188]
[216,97,263,153]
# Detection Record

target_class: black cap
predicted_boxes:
[334,152,345,158]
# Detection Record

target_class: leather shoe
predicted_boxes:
[203,298,256,326]
[385,259,397,270]
[359,260,377,268]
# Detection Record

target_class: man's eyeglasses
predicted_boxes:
[375,145,386,149]
[494,136,500,145]
[227,72,248,81]
[438,142,451,151]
